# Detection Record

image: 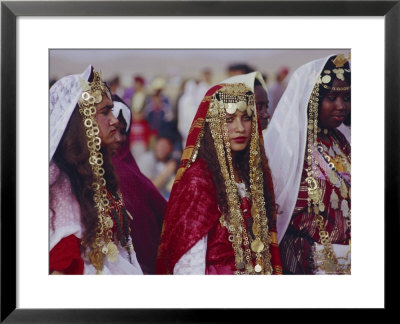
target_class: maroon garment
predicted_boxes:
[112,136,167,274]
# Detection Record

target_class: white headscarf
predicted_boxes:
[263,55,337,243]
[49,65,92,161]
[112,101,131,132]
[222,71,268,95]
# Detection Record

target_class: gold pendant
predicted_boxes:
[323,259,337,274]
[246,263,253,273]
[328,169,338,186]
[340,180,348,199]
[106,241,119,262]
[254,264,262,273]
[251,238,264,253]
[104,216,114,229]
[330,190,339,210]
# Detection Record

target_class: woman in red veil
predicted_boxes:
[157,73,282,275]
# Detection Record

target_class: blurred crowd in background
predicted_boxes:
[50,51,328,200]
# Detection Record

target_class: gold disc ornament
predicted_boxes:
[251,238,264,253]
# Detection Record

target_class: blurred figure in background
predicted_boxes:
[108,76,124,98]
[267,66,289,118]
[177,79,203,148]
[227,63,254,77]
[137,127,179,200]
[143,77,174,135]
[129,109,153,160]
[111,95,167,274]
[130,75,147,115]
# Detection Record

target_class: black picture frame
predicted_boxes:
[1,1,399,322]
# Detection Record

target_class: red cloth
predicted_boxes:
[157,159,219,274]
[49,234,84,274]
[113,120,167,274]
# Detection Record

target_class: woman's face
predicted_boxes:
[254,85,270,131]
[95,94,118,147]
[319,79,351,130]
[109,115,128,155]
[225,109,252,152]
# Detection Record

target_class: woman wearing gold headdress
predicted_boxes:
[157,72,282,275]
[49,66,142,274]
[264,54,351,274]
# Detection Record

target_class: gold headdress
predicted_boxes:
[318,53,351,91]
[78,70,132,274]
[202,83,273,274]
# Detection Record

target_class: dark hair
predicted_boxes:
[254,79,262,87]
[228,63,254,75]
[52,105,119,249]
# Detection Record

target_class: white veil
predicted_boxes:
[49,65,92,162]
[263,55,336,243]
[221,71,268,94]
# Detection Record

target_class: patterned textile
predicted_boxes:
[279,130,351,274]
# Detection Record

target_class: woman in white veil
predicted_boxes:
[49,66,143,275]
[264,54,351,274]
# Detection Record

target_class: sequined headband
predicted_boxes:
[206,83,255,121]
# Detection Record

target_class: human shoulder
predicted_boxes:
[179,158,213,189]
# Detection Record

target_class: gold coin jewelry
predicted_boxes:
[306,81,340,274]
[78,70,134,274]
[305,60,351,274]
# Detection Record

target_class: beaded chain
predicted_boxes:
[78,71,133,274]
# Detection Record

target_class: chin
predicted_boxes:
[230,143,247,152]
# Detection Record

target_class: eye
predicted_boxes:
[327,96,336,102]
[225,117,233,123]
[242,115,251,121]
[343,96,351,102]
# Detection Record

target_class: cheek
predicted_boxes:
[244,121,252,135]
[96,116,109,139]
[320,101,332,116]
[226,124,234,138]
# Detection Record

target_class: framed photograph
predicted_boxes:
[1,0,398,322]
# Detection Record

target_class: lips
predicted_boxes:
[332,115,345,122]
[233,136,247,143]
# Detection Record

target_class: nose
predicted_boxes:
[110,114,119,126]
[234,119,245,132]
[336,97,345,110]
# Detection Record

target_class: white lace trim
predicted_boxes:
[173,235,207,274]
